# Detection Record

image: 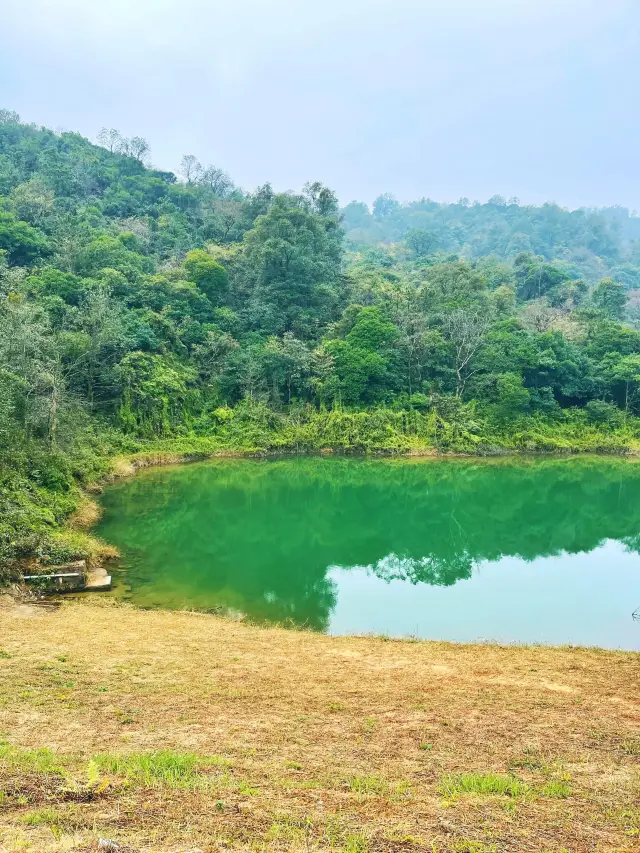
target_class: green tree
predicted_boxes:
[321,339,387,406]
[0,293,74,447]
[116,352,197,435]
[183,250,228,304]
[494,372,530,419]
[10,178,55,227]
[320,307,398,405]
[422,261,488,311]
[405,228,437,256]
[66,285,129,410]
[592,277,626,321]
[0,212,49,265]
[345,306,398,352]
[242,192,345,338]
[74,235,149,279]
[601,352,640,415]
[262,333,311,404]
[514,253,571,302]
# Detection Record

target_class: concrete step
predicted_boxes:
[85,571,112,592]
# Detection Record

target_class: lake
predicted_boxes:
[96,457,640,650]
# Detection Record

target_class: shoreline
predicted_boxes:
[10,441,640,591]
[74,450,640,657]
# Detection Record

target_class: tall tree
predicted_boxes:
[444,307,491,398]
[242,191,345,338]
[180,155,202,184]
[97,127,122,152]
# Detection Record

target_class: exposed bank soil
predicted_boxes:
[0,599,638,852]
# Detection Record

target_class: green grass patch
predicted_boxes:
[621,739,640,756]
[267,816,313,843]
[17,806,83,840]
[343,833,368,853]
[438,771,571,801]
[0,742,64,775]
[20,807,62,828]
[438,772,528,798]
[91,750,228,789]
[346,774,411,800]
[539,779,571,798]
[449,843,498,853]
[347,774,388,795]
[390,780,413,801]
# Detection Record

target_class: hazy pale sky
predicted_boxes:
[2,0,639,208]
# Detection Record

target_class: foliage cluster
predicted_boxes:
[2,111,640,572]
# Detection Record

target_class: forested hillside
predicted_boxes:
[343,194,640,288]
[3,110,640,573]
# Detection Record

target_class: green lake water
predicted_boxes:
[96,457,640,650]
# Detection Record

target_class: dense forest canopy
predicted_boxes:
[3,110,640,571]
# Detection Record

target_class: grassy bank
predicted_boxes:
[0,404,640,583]
[3,404,640,583]
[0,599,638,852]
[135,403,640,457]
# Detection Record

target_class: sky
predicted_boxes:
[2,0,639,209]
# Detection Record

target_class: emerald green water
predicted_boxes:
[96,457,640,650]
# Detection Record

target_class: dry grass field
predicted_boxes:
[0,598,638,853]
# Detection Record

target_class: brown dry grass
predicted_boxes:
[0,599,638,853]
[66,498,103,531]
[107,453,196,483]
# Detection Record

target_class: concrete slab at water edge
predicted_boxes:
[85,567,112,592]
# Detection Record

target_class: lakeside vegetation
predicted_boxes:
[4,110,640,575]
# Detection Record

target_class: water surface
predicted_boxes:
[96,457,640,649]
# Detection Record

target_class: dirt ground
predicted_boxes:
[0,598,638,853]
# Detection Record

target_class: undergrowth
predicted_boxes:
[2,401,640,581]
